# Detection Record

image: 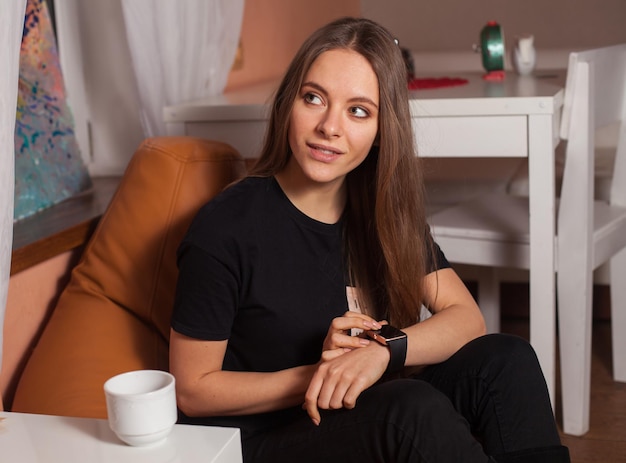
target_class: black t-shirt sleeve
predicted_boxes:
[171,243,239,341]
[426,224,451,274]
[429,240,450,273]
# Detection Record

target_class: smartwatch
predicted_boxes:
[366,325,407,374]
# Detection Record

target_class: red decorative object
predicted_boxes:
[408,77,469,90]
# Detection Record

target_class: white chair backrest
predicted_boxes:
[560,44,626,207]
[560,44,626,139]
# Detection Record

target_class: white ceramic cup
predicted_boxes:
[104,369,177,447]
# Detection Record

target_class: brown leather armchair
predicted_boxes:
[11,137,245,418]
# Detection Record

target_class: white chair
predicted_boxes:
[427,43,626,436]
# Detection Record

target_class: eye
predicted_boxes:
[349,106,369,118]
[303,92,323,106]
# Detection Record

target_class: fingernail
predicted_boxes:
[359,338,370,346]
[364,320,382,329]
[312,419,320,426]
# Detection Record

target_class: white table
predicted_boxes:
[0,411,242,463]
[163,72,565,404]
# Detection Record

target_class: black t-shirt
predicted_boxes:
[171,176,450,437]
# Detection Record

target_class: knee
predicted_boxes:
[484,333,538,362]
[471,333,543,377]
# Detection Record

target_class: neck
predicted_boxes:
[275,166,346,224]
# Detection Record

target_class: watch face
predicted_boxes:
[366,325,406,345]
[376,325,406,341]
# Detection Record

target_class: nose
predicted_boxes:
[317,107,342,138]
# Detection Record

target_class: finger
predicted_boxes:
[343,311,383,330]
[314,364,351,413]
[319,361,366,411]
[327,376,353,410]
[342,374,371,410]
[328,332,370,350]
[304,371,324,426]
[324,318,378,352]
[327,315,381,340]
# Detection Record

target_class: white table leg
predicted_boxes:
[527,114,557,409]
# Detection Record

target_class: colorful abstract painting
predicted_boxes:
[14,0,91,221]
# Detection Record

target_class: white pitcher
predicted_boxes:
[512,34,536,76]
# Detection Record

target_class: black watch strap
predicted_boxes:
[386,334,407,374]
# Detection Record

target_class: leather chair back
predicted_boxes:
[12,137,245,418]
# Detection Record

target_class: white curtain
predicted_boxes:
[0,0,28,392]
[121,0,244,137]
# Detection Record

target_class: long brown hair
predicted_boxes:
[250,17,434,328]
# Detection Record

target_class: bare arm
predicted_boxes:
[169,329,316,417]
[169,311,382,418]
[403,267,487,366]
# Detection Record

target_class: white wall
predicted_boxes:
[361,0,626,53]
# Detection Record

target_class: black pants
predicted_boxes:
[244,334,570,462]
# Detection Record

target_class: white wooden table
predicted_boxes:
[0,411,242,463]
[163,72,565,405]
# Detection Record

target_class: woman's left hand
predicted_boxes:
[304,341,390,426]
[321,311,382,353]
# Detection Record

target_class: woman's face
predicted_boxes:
[286,48,379,190]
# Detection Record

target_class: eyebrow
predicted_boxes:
[301,81,379,109]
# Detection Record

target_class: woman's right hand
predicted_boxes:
[321,311,383,354]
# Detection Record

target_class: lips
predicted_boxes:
[308,143,343,156]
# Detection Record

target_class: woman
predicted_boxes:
[169,17,570,463]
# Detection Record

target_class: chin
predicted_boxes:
[302,166,347,185]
